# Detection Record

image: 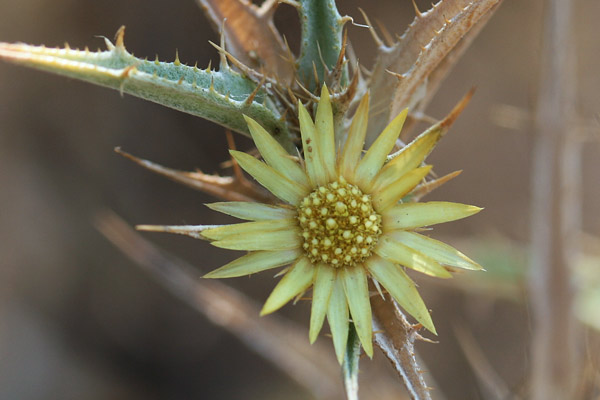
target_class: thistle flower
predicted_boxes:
[142,85,482,363]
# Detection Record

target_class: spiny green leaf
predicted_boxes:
[296,0,348,91]
[0,34,294,151]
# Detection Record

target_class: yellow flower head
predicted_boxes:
[200,86,481,363]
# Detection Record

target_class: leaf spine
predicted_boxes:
[174,49,181,66]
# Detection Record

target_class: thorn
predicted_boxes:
[278,0,300,8]
[206,59,212,72]
[273,266,290,278]
[286,86,298,105]
[312,61,320,90]
[292,291,305,305]
[337,65,359,106]
[443,14,452,24]
[218,19,229,69]
[245,77,266,106]
[315,41,329,78]
[135,224,212,240]
[177,76,184,85]
[385,69,404,80]
[294,79,319,102]
[209,40,265,82]
[281,35,296,66]
[279,108,289,122]
[441,87,476,130]
[114,25,126,49]
[118,64,137,96]
[371,278,386,300]
[209,76,215,92]
[359,64,371,77]
[174,49,181,66]
[412,0,423,18]
[257,0,279,16]
[84,46,90,53]
[225,130,245,183]
[64,42,70,50]
[358,8,383,47]
[375,18,395,47]
[415,332,437,344]
[330,28,348,89]
[411,170,462,201]
[194,61,198,70]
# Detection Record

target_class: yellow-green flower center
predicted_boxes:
[297,177,382,268]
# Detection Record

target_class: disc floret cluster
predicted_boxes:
[298,177,382,268]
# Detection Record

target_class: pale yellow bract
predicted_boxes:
[196,86,481,363]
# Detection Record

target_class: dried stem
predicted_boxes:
[372,295,432,400]
[528,0,581,398]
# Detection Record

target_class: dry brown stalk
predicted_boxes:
[528,0,582,398]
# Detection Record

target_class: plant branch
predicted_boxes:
[371,294,432,400]
[528,0,581,397]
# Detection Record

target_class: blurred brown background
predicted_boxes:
[0,0,598,399]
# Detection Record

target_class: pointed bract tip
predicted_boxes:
[259,306,272,317]
[335,350,345,365]
[320,83,330,98]
[362,340,374,358]
[429,323,438,336]
[470,205,484,214]
[397,107,409,120]
[202,270,219,279]
[296,98,305,111]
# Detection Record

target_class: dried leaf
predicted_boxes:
[115,147,273,203]
[197,0,294,83]
[366,0,502,143]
